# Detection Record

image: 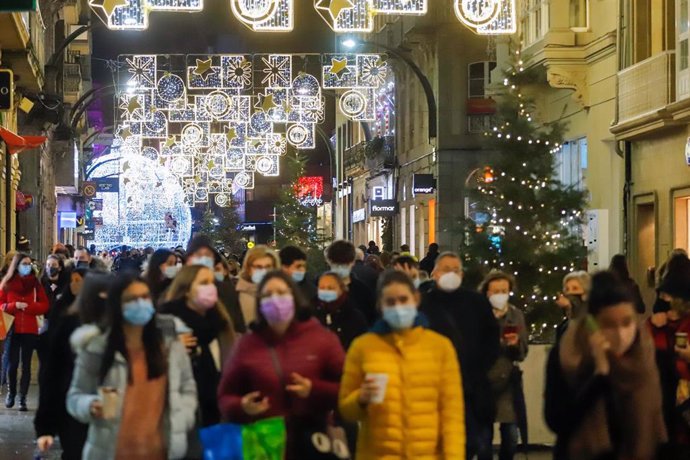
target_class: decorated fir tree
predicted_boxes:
[198,205,245,256]
[461,56,588,342]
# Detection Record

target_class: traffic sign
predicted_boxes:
[0,0,36,12]
[0,70,13,112]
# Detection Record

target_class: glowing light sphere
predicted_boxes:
[88,152,192,250]
[454,0,516,34]
[231,0,294,32]
[157,73,186,102]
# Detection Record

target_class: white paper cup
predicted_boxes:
[365,373,389,404]
[98,387,119,420]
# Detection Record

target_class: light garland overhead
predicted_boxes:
[113,53,389,206]
[90,0,512,34]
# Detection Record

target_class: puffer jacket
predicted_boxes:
[66,316,198,460]
[339,317,465,460]
[0,274,49,334]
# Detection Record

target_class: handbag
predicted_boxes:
[199,417,286,460]
[293,417,351,460]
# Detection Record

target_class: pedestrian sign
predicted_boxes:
[0,0,36,12]
[0,70,13,112]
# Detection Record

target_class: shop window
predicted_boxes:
[674,193,690,252]
[556,138,587,190]
[679,0,690,98]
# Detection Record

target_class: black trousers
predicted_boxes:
[7,333,38,396]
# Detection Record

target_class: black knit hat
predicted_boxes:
[186,234,215,256]
[658,254,690,301]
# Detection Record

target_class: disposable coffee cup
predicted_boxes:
[676,332,689,349]
[365,373,389,404]
[98,387,119,420]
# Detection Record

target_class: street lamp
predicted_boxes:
[341,37,437,142]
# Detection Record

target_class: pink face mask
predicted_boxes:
[194,284,218,310]
[260,295,295,325]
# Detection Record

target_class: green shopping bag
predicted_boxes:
[242,417,286,460]
[200,417,286,460]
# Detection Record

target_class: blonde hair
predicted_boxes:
[563,271,591,294]
[240,245,280,282]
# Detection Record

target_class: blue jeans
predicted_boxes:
[1,328,12,387]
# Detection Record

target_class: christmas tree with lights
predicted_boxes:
[461,53,588,343]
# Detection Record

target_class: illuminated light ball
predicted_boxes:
[205,91,232,119]
[157,73,185,103]
[143,111,168,135]
[88,152,192,250]
[339,90,367,118]
[215,193,232,207]
[286,124,309,147]
[182,123,204,145]
[141,146,159,161]
[292,73,321,97]
[249,112,272,135]
[234,171,252,189]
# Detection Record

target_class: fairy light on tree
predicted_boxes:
[462,51,587,343]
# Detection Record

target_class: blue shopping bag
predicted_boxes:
[199,423,243,460]
[199,417,286,460]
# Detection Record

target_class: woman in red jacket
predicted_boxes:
[1,253,49,411]
[218,270,345,460]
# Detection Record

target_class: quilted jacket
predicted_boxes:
[0,274,49,335]
[339,318,465,460]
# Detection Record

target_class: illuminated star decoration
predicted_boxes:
[226,127,238,143]
[330,58,350,79]
[164,136,176,148]
[119,126,133,141]
[126,97,142,116]
[325,0,355,21]
[90,0,128,17]
[193,58,216,81]
[255,93,278,112]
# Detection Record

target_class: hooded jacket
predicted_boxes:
[339,317,465,460]
[66,316,198,460]
[0,273,50,335]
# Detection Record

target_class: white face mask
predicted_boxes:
[602,323,638,357]
[489,293,510,311]
[437,272,462,292]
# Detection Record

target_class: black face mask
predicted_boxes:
[566,294,586,317]
[76,261,89,269]
[47,267,60,277]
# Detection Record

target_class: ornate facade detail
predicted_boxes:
[547,66,589,108]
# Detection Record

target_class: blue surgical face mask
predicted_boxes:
[330,264,352,279]
[318,289,339,303]
[413,278,421,289]
[382,304,418,330]
[215,272,225,282]
[122,298,155,326]
[18,264,32,277]
[251,268,268,285]
[191,256,214,270]
[291,270,306,283]
[164,265,180,279]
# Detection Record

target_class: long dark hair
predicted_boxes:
[74,272,115,327]
[99,272,166,384]
[145,249,174,291]
[252,270,311,331]
[609,254,631,281]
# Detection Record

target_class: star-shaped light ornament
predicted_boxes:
[282,100,293,115]
[126,98,142,116]
[164,136,176,149]
[330,58,350,79]
[255,93,278,112]
[193,58,216,81]
[90,0,128,17]
[119,127,133,141]
[226,127,238,143]
[326,0,355,21]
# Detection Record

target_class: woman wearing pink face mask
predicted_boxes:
[546,271,667,460]
[160,266,235,457]
[218,270,345,460]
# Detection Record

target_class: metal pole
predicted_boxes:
[5,143,12,251]
[273,206,277,244]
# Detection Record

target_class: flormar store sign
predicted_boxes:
[370,200,398,217]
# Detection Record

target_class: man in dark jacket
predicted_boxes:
[279,245,317,306]
[351,247,379,294]
[420,251,500,460]
[326,241,377,325]
[419,242,440,275]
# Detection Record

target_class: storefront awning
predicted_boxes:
[0,127,47,155]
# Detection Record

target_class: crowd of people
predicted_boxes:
[0,236,689,459]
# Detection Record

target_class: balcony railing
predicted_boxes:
[63,62,82,97]
[617,51,675,122]
[344,142,367,176]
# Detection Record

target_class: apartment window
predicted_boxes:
[556,138,588,190]
[679,0,690,98]
[521,0,550,46]
[570,0,589,30]
[467,61,496,133]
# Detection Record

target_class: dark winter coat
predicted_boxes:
[352,261,379,294]
[420,286,500,423]
[419,252,439,275]
[34,319,92,460]
[296,277,317,307]
[218,318,345,460]
[348,275,377,325]
[216,278,247,334]
[41,270,71,312]
[314,294,368,350]
[159,298,228,427]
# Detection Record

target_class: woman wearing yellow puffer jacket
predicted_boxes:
[339,270,465,460]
